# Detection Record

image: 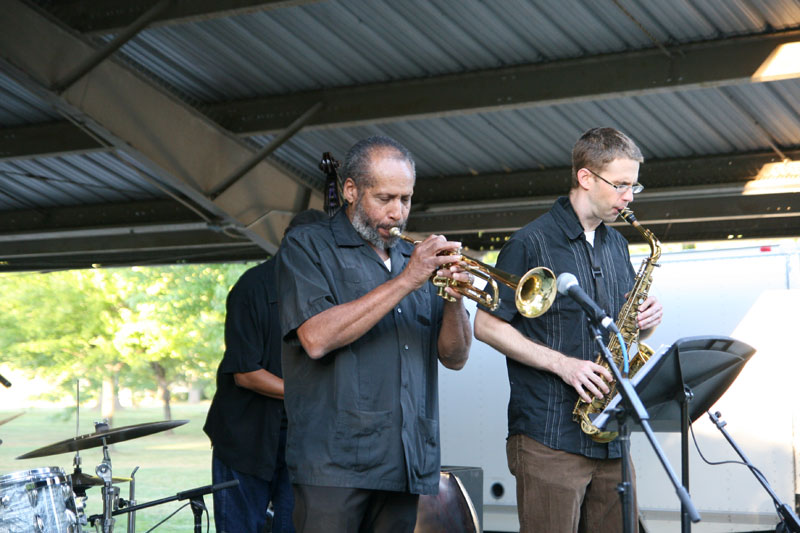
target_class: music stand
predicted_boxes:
[594,335,756,533]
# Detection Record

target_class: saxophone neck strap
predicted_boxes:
[583,237,610,316]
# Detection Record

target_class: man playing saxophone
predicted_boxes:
[474,127,663,533]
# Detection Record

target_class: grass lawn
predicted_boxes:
[0,403,215,533]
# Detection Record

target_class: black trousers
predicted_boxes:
[292,484,419,533]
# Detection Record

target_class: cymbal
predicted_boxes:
[16,419,188,459]
[71,471,132,489]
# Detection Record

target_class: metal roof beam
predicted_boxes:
[36,0,323,35]
[0,121,108,160]
[0,230,265,271]
[1,228,249,258]
[408,192,800,235]
[0,245,266,272]
[0,0,321,254]
[0,199,266,270]
[412,149,800,206]
[450,216,800,252]
[212,29,800,134]
[0,199,204,233]
[7,30,800,159]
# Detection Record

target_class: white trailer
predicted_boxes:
[439,240,800,532]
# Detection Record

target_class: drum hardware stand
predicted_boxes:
[71,451,90,529]
[0,371,10,446]
[125,466,139,533]
[71,382,90,529]
[707,411,800,533]
[0,369,16,446]
[86,419,119,533]
[587,321,701,533]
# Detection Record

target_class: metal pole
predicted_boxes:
[209,101,324,200]
[681,392,691,533]
[53,0,174,93]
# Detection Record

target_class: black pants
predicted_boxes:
[292,484,419,533]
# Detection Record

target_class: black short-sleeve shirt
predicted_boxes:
[490,196,636,459]
[276,209,444,495]
[202,259,285,480]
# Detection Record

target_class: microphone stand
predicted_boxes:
[587,320,701,532]
[707,411,800,533]
[97,480,239,533]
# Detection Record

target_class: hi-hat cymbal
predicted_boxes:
[16,419,188,459]
[71,470,132,489]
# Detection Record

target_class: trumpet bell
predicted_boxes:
[516,267,557,318]
[389,228,557,318]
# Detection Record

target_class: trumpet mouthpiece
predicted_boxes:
[390,227,402,237]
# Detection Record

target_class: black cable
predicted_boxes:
[142,502,191,533]
[689,415,749,468]
[689,411,782,516]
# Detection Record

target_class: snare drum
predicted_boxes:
[0,467,79,533]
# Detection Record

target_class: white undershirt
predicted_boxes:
[584,230,596,247]
[384,257,392,271]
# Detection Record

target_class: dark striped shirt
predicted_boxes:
[276,209,445,494]
[491,196,635,458]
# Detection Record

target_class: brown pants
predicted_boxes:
[507,434,637,533]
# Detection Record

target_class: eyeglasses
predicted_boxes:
[584,168,644,194]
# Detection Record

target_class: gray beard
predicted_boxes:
[351,201,405,251]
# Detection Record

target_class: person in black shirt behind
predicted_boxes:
[475,127,663,533]
[203,209,327,533]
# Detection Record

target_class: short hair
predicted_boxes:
[571,127,644,188]
[342,135,416,189]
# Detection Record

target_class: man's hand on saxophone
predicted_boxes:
[555,356,614,404]
[558,292,662,403]
[635,295,663,339]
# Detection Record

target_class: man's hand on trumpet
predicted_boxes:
[400,234,471,300]
[435,261,475,301]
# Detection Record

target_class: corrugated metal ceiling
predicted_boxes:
[0,152,165,210]
[1,0,800,269]
[262,79,800,180]
[109,0,800,101]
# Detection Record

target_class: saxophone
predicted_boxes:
[571,207,661,443]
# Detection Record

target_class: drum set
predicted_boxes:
[0,418,227,533]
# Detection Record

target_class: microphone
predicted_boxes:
[556,272,619,333]
[177,480,239,501]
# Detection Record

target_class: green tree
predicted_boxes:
[109,263,249,420]
[0,269,126,423]
[0,262,252,424]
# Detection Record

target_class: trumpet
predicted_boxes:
[390,228,557,318]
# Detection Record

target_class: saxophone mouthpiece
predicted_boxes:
[618,207,636,223]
